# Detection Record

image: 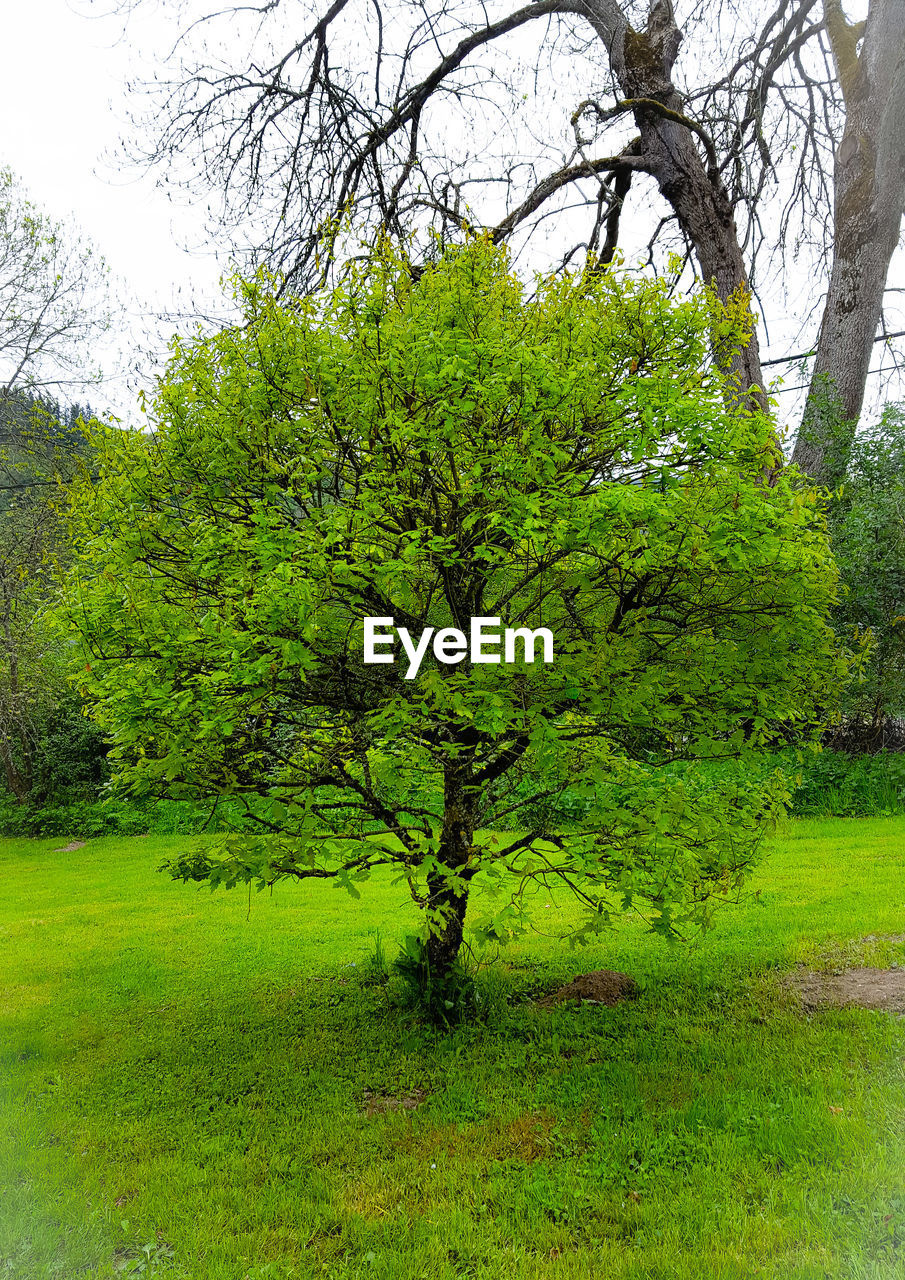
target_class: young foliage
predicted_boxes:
[65,240,846,982]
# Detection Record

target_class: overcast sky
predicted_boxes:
[1,0,902,430]
[0,0,225,418]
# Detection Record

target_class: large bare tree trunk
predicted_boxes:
[581,0,768,411]
[792,0,905,485]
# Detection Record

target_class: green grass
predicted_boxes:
[2,818,905,1279]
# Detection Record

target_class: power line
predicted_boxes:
[763,330,905,368]
[772,362,905,394]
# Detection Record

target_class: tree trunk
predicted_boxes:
[0,751,28,800]
[0,597,33,803]
[792,0,905,486]
[425,870,470,976]
[424,762,476,977]
[581,0,768,412]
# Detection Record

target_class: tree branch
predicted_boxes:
[490,144,645,242]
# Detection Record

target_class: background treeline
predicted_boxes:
[0,389,109,817]
[4,389,905,837]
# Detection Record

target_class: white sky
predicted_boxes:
[0,0,901,430]
[0,0,225,419]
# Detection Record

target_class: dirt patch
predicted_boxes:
[784,966,905,1014]
[362,1088,426,1117]
[395,1110,555,1165]
[538,969,639,1009]
[52,840,86,853]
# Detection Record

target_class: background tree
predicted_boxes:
[790,0,905,484]
[0,391,107,803]
[114,0,905,479]
[66,240,845,994]
[0,168,114,808]
[824,403,905,750]
[0,168,111,394]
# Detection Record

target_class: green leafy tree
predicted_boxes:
[0,391,103,802]
[826,404,905,749]
[65,240,845,987]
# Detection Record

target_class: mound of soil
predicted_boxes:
[539,969,639,1009]
[784,966,905,1014]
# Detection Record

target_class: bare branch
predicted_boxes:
[490,143,644,241]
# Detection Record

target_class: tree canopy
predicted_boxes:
[66,239,846,985]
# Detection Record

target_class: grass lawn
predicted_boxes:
[2,817,905,1279]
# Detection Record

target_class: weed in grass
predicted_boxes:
[112,1232,175,1276]
[392,932,477,1026]
[360,928,390,987]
